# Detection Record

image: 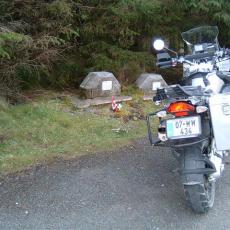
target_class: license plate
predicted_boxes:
[166,116,201,139]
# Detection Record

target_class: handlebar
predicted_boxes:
[184,51,215,61]
[156,60,173,68]
[156,50,230,69]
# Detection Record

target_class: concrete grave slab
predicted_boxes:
[136,73,167,100]
[71,96,133,109]
[80,72,121,99]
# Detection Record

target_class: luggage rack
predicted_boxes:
[153,84,207,102]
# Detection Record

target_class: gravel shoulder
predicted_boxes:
[0,138,230,230]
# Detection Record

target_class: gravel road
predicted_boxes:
[0,138,230,230]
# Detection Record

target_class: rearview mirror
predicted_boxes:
[153,39,165,51]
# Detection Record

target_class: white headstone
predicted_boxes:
[136,73,167,94]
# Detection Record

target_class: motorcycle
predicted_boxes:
[147,26,230,213]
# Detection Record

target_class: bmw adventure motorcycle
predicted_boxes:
[147,26,230,213]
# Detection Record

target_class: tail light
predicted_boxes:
[167,101,195,117]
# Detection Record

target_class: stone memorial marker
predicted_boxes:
[80,72,121,99]
[136,73,167,100]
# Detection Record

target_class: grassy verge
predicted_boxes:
[0,89,157,174]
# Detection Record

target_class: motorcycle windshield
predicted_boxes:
[181,26,219,45]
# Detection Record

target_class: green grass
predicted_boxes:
[0,91,157,174]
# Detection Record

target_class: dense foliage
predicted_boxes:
[1,0,230,98]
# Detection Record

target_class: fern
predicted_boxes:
[34,36,65,50]
[0,47,10,59]
[59,27,80,40]
[0,32,31,59]
[47,0,73,22]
